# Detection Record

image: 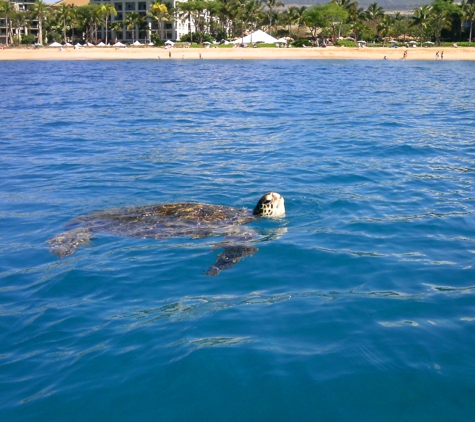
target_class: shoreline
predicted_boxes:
[1,46,474,61]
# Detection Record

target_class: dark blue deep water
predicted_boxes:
[1,59,475,421]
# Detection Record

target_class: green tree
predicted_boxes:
[0,0,15,46]
[294,5,307,39]
[124,11,142,43]
[411,5,432,46]
[377,14,393,44]
[246,0,264,39]
[430,0,456,45]
[365,2,384,22]
[304,5,326,41]
[320,3,348,41]
[177,0,195,42]
[147,1,168,40]
[11,11,28,45]
[99,3,117,45]
[111,19,124,41]
[55,4,72,43]
[31,1,50,45]
[461,0,475,45]
[261,0,284,36]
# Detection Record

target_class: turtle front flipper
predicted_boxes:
[48,227,92,258]
[205,245,259,276]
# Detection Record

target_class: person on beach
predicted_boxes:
[169,51,171,58]
[403,50,407,59]
[436,51,439,59]
[441,51,444,59]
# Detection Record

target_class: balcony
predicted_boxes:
[125,3,136,11]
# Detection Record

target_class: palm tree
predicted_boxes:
[365,2,384,22]
[177,1,195,42]
[147,0,168,40]
[246,0,264,40]
[124,11,142,43]
[69,6,81,43]
[232,0,250,41]
[0,0,15,46]
[411,5,432,47]
[294,5,307,39]
[110,20,124,41]
[377,14,393,45]
[55,4,72,43]
[332,0,359,23]
[31,0,50,45]
[99,3,117,45]
[261,0,284,36]
[11,11,29,44]
[430,0,455,45]
[462,0,475,45]
[283,6,298,36]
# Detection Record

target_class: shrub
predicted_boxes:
[180,32,214,43]
[150,33,164,46]
[338,40,357,47]
[292,39,312,48]
[21,34,36,45]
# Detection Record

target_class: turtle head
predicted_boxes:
[253,192,285,218]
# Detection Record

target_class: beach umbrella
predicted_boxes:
[49,42,62,47]
[148,42,154,46]
[277,38,287,43]
[389,40,397,43]
[164,40,174,46]
[133,40,143,45]
[97,42,106,47]
[114,42,126,47]
[409,41,417,44]
[424,41,434,45]
[65,42,73,47]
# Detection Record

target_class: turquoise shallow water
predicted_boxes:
[1,59,475,421]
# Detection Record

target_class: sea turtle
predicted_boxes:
[48,192,285,276]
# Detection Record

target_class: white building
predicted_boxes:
[91,0,194,43]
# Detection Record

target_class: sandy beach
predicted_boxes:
[1,45,474,61]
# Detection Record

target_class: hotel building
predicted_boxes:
[90,0,195,43]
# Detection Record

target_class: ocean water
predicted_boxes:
[1,59,475,421]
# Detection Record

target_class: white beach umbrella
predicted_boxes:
[164,40,174,46]
[148,42,155,46]
[389,40,398,43]
[114,42,126,46]
[424,41,434,44]
[49,42,62,47]
[133,40,143,45]
[277,38,287,43]
[65,42,73,47]
[97,42,106,47]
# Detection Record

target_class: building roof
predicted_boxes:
[53,0,90,6]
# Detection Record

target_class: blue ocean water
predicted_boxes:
[1,58,475,421]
